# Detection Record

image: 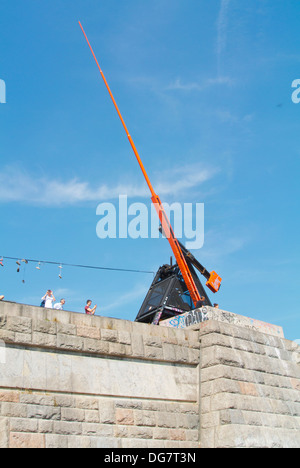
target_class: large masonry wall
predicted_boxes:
[0,302,200,448]
[0,301,299,448]
[199,320,300,448]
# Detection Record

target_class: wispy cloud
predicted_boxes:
[100,284,148,314]
[196,226,253,259]
[166,75,234,92]
[216,0,231,73]
[0,163,218,206]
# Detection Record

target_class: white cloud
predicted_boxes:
[216,0,231,63]
[193,227,252,260]
[0,163,218,206]
[166,76,234,92]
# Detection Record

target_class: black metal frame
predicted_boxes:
[135,259,212,324]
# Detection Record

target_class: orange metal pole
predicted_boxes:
[79,21,156,199]
[79,21,201,306]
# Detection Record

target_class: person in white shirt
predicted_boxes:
[54,299,65,310]
[41,290,56,309]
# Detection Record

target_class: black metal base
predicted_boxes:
[135,261,212,324]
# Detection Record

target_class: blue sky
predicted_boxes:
[0,1,299,341]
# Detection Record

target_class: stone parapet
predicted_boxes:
[0,301,200,365]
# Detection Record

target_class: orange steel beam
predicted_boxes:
[79,21,201,306]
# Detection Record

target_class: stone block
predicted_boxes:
[76,325,101,339]
[238,381,259,397]
[61,407,85,422]
[56,323,76,336]
[169,428,186,441]
[1,402,27,418]
[27,404,61,420]
[9,417,38,433]
[6,316,32,334]
[108,342,127,356]
[32,332,56,347]
[75,396,98,410]
[9,432,45,448]
[45,434,68,448]
[143,336,162,348]
[0,391,19,403]
[144,345,163,360]
[32,319,56,335]
[82,422,114,437]
[0,328,15,342]
[67,435,91,448]
[85,410,99,423]
[0,417,9,448]
[53,421,82,436]
[115,408,134,425]
[38,420,54,434]
[131,333,144,357]
[162,342,176,361]
[56,333,83,351]
[83,337,109,354]
[101,329,118,342]
[118,331,132,345]
[99,400,115,424]
[134,410,156,427]
[14,332,32,344]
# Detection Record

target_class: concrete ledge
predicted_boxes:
[160,306,284,338]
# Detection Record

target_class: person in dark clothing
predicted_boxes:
[195,296,206,308]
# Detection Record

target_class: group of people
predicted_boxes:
[1,290,220,315]
[41,290,97,315]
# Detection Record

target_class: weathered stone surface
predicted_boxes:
[0,301,299,448]
[161,306,284,338]
[199,320,300,448]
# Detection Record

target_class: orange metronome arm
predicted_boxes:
[79,21,202,306]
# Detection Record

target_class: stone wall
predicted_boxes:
[199,320,300,448]
[0,302,200,448]
[0,301,299,448]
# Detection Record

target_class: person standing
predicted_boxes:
[195,296,206,308]
[85,300,97,315]
[54,299,65,310]
[41,290,56,309]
